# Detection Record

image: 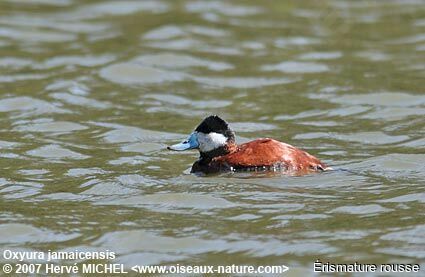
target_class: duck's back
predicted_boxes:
[213,138,327,172]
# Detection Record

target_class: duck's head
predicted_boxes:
[168,115,235,155]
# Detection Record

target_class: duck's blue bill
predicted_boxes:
[168,132,199,151]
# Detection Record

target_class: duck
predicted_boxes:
[167,115,331,175]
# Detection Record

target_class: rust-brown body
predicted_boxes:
[191,138,328,174]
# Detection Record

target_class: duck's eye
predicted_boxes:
[183,140,188,144]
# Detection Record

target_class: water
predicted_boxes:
[0,0,424,275]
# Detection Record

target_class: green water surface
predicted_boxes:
[0,0,424,275]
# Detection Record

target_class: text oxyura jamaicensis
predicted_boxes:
[168,115,331,175]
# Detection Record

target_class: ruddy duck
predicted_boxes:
[168,115,331,174]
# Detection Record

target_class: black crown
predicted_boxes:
[195,115,235,141]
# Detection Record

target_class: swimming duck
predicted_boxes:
[168,115,330,174]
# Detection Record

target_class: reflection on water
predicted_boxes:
[0,0,424,272]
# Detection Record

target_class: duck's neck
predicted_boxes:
[199,142,237,164]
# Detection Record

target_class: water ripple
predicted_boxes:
[27,144,90,160]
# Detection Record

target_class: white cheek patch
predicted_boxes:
[197,132,227,152]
